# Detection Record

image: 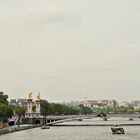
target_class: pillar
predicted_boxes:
[25,93,33,118]
[35,93,41,117]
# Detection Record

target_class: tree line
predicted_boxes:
[40,100,93,116]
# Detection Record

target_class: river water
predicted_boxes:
[1,118,140,140]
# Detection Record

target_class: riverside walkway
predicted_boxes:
[0,124,40,135]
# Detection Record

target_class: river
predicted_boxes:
[1,117,140,140]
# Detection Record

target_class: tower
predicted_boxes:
[35,93,41,117]
[25,93,33,118]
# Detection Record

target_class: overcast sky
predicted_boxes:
[0,0,140,102]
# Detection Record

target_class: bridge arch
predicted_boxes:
[34,119,41,125]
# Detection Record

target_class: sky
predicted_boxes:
[0,0,140,102]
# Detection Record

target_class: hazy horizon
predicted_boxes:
[0,0,140,102]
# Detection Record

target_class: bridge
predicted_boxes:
[46,115,92,126]
[21,113,140,126]
[21,115,93,125]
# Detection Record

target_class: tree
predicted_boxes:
[0,92,10,122]
[79,106,93,115]
[40,100,81,115]
[40,100,52,115]
[0,91,8,104]
[10,105,25,116]
[0,103,11,122]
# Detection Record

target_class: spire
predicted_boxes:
[36,92,41,101]
[35,93,41,117]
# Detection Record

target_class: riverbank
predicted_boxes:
[0,124,41,136]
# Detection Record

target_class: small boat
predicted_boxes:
[129,117,133,121]
[41,125,50,129]
[111,125,124,134]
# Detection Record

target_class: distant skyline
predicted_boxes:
[0,0,140,102]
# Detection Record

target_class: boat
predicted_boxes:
[111,125,124,134]
[41,125,50,129]
[129,117,133,121]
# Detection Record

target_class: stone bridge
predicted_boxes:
[21,115,93,125]
[21,114,140,125]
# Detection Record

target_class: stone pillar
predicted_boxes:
[35,93,41,117]
[35,100,41,117]
[25,93,33,118]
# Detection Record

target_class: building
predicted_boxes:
[9,98,27,107]
[84,100,98,108]
[9,99,17,106]
[118,101,130,107]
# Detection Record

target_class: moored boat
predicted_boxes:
[129,117,133,121]
[111,125,124,134]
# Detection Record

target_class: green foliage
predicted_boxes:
[40,100,52,115]
[10,105,25,116]
[40,100,93,115]
[40,100,79,115]
[135,108,140,113]
[79,106,93,115]
[0,103,7,116]
[0,103,12,122]
[0,92,26,122]
[0,92,10,122]
[0,91,8,104]
[93,105,137,114]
